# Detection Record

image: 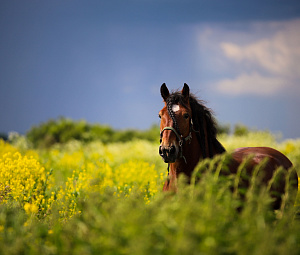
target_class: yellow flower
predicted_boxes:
[24,203,39,214]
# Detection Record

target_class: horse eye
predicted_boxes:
[183,113,189,119]
[158,114,161,119]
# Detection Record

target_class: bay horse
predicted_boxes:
[159,83,298,210]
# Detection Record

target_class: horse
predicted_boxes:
[158,83,298,210]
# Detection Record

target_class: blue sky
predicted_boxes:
[1,0,300,139]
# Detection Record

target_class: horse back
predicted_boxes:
[230,147,298,210]
[232,147,293,169]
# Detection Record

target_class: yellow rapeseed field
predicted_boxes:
[1,133,299,221]
[0,134,300,255]
[0,140,167,220]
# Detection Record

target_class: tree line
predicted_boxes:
[2,117,250,148]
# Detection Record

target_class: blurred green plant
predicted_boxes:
[0,133,8,141]
[1,119,300,254]
[0,135,299,254]
[233,123,249,136]
[26,118,160,148]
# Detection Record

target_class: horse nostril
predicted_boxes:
[159,145,177,161]
[170,145,176,155]
[159,146,163,156]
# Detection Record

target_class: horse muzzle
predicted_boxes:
[159,145,178,163]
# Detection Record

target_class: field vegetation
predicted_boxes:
[0,119,300,254]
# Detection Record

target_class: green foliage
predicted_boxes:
[0,133,8,141]
[1,124,300,254]
[43,185,300,255]
[216,123,231,135]
[25,118,256,149]
[233,123,249,136]
[0,170,299,255]
[26,118,160,148]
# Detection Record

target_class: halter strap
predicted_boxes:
[160,125,192,146]
[161,127,181,143]
[160,120,193,167]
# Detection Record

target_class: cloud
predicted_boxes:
[220,20,300,77]
[197,19,300,96]
[216,72,285,96]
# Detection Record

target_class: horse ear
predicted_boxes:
[182,83,190,101]
[160,83,170,102]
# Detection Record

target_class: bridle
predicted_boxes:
[160,113,194,170]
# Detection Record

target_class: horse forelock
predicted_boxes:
[165,91,189,136]
[166,100,181,136]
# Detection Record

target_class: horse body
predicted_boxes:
[232,147,293,170]
[159,83,298,209]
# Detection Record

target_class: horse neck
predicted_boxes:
[169,130,202,179]
[168,130,225,179]
[163,130,224,191]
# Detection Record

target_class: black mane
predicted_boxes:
[166,91,226,158]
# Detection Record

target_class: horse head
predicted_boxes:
[158,83,193,163]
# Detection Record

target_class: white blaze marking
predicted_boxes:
[172,104,180,112]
